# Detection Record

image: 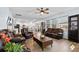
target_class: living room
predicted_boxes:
[0,7,79,52]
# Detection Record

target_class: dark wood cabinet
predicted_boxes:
[68,15,79,42]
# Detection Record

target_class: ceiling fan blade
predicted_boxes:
[35,11,40,14]
[44,8,49,11]
[36,8,40,11]
[41,8,44,10]
[43,11,49,14]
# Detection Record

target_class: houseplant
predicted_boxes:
[0,33,24,52]
[4,42,24,52]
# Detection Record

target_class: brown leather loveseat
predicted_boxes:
[45,28,63,39]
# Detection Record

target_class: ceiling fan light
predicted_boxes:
[40,12,44,15]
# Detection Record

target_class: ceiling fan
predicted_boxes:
[36,8,49,15]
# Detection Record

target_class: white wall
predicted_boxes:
[0,7,12,30]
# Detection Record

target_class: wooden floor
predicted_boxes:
[25,38,79,52]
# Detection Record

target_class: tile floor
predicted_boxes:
[25,38,79,52]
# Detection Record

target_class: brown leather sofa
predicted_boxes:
[45,28,63,39]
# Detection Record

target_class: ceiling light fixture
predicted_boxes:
[36,8,49,15]
[40,12,44,15]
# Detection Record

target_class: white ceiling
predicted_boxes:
[9,7,78,23]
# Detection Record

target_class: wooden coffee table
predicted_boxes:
[33,33,53,51]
